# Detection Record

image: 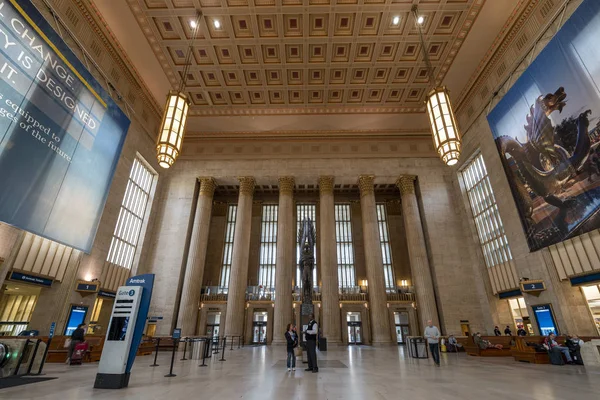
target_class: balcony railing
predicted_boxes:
[200,286,228,302]
[246,286,275,301]
[386,291,415,302]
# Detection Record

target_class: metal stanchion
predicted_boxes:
[13,339,31,376]
[219,337,226,362]
[230,336,234,351]
[189,338,194,360]
[36,337,52,375]
[150,338,161,367]
[180,338,188,361]
[25,339,42,375]
[164,339,178,377]
[199,339,208,367]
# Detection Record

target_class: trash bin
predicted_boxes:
[190,339,206,360]
[408,337,428,359]
[318,337,327,352]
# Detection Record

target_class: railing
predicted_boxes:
[246,286,275,301]
[200,286,228,302]
[339,292,369,301]
[386,292,415,302]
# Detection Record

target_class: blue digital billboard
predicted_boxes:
[0,0,129,252]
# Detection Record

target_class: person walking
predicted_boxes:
[424,320,441,367]
[304,314,318,373]
[285,323,298,372]
[66,323,86,364]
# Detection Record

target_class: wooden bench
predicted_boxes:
[464,335,514,357]
[511,336,600,364]
[136,336,155,356]
[46,335,105,363]
[155,337,178,351]
[441,336,468,352]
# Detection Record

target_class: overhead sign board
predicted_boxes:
[0,0,130,252]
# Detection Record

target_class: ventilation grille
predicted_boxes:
[496,61,507,77]
[515,33,529,51]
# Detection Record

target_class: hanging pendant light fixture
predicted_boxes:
[412,6,462,166]
[156,12,202,169]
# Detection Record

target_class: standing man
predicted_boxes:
[424,320,441,367]
[304,314,319,373]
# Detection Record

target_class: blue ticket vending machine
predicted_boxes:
[64,305,88,336]
[532,304,559,336]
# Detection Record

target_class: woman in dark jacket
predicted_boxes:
[285,323,298,371]
[66,323,86,364]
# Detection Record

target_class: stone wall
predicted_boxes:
[143,156,487,336]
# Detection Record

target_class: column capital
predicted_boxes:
[199,177,216,197]
[238,176,255,195]
[319,176,335,194]
[278,176,295,195]
[396,175,416,196]
[358,175,375,197]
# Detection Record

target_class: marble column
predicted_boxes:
[319,176,341,343]
[358,175,392,344]
[396,175,440,329]
[272,177,295,344]
[224,177,255,337]
[177,178,216,336]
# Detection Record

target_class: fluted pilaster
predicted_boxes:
[319,176,341,343]
[178,177,216,336]
[396,175,440,330]
[273,177,295,344]
[224,177,255,337]
[358,175,392,343]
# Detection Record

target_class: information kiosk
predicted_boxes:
[94,274,154,389]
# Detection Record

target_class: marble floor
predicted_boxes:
[3,345,600,400]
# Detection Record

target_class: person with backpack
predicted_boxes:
[66,323,86,364]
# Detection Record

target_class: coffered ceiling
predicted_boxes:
[125,0,484,117]
[89,0,525,138]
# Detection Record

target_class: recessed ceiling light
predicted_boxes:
[190,20,197,29]
[213,20,221,29]
[14,287,19,290]
[392,16,400,25]
[417,16,425,25]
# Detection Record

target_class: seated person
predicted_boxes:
[516,325,528,337]
[474,332,503,350]
[565,335,584,365]
[543,333,574,364]
[446,335,462,352]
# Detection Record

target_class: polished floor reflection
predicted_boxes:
[6,345,600,400]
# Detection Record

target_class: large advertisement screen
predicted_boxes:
[487,0,600,251]
[0,0,129,252]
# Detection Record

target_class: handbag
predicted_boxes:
[64,338,72,348]
[295,346,302,357]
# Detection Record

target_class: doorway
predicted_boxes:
[346,312,362,345]
[252,311,267,345]
[206,311,221,340]
[394,312,410,344]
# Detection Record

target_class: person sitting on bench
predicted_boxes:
[543,333,574,365]
[565,335,584,365]
[446,335,462,352]
[474,332,503,350]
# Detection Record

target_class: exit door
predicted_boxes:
[395,325,410,344]
[253,322,267,344]
[347,322,362,345]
